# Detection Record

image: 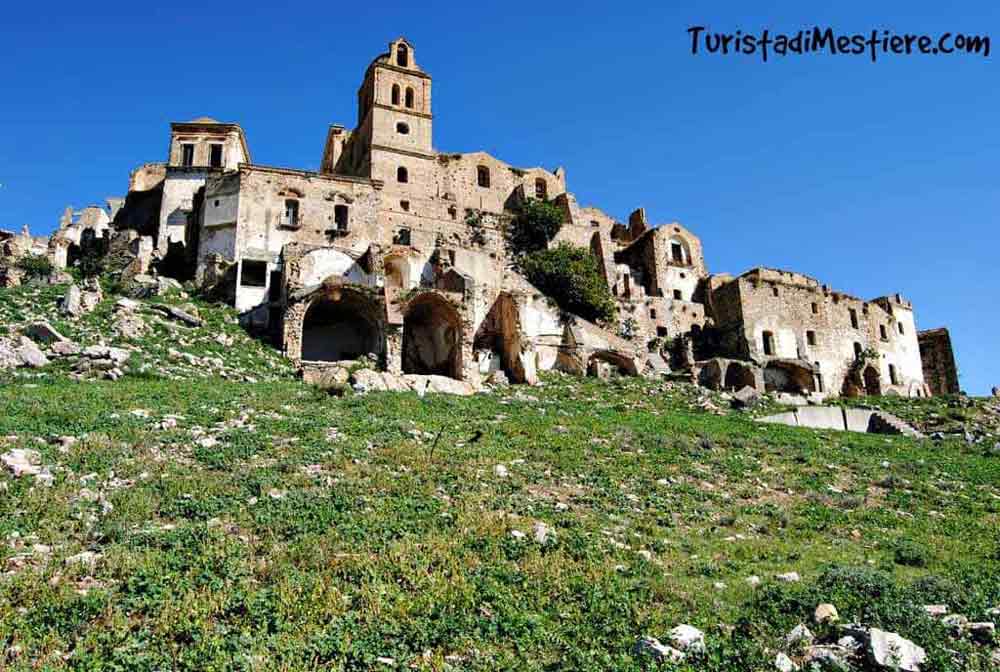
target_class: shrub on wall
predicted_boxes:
[507,198,563,255]
[15,254,53,280]
[520,243,616,324]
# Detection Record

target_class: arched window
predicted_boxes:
[397,44,409,67]
[397,166,409,183]
[477,165,490,188]
[534,178,547,200]
[396,121,409,135]
[404,87,414,109]
[391,84,400,106]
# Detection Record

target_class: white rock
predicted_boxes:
[65,551,101,568]
[776,572,801,582]
[774,652,798,672]
[532,521,552,544]
[814,603,839,624]
[669,624,705,654]
[493,464,508,478]
[746,575,762,587]
[923,604,949,617]
[868,628,926,672]
[510,530,525,540]
[786,623,814,647]
[2,449,43,477]
[634,637,685,663]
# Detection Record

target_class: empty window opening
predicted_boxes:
[280,199,299,228]
[649,308,657,319]
[671,242,684,263]
[209,144,223,168]
[268,271,282,301]
[394,228,411,246]
[656,326,668,337]
[397,166,408,183]
[240,260,268,287]
[898,323,904,335]
[673,289,683,300]
[334,204,349,231]
[889,364,899,385]
[591,220,600,227]
[854,342,863,358]
[772,286,779,297]
[181,144,195,167]
[396,121,409,134]
[391,84,400,105]
[534,178,547,200]
[880,324,889,341]
[397,44,409,67]
[400,200,410,212]
[806,330,817,346]
[477,165,490,188]
[213,199,220,207]
[404,87,414,109]
[283,199,299,228]
[762,331,775,356]
[811,302,819,314]
[849,308,859,329]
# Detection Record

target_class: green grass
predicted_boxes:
[0,373,998,670]
[1,281,998,669]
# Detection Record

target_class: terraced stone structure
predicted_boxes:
[4,37,959,397]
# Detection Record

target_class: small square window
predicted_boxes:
[240,260,267,287]
[673,289,682,300]
[400,200,410,212]
[649,308,657,319]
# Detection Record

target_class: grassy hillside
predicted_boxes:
[1,282,999,670]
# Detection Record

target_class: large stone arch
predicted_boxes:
[764,360,816,394]
[301,287,385,364]
[863,365,882,396]
[403,293,463,379]
[474,292,528,383]
[587,349,638,379]
[724,361,757,391]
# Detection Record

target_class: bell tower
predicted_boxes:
[357,37,433,158]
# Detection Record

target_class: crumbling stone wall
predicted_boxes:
[918,328,960,395]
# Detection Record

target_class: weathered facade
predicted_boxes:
[7,37,960,398]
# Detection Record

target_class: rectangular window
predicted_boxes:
[811,302,819,314]
[181,144,195,167]
[334,205,349,231]
[209,144,223,168]
[283,199,299,228]
[772,286,779,297]
[762,331,775,356]
[898,323,905,335]
[854,342,863,358]
[806,330,816,346]
[656,326,668,337]
[671,243,684,263]
[849,308,859,329]
[880,324,888,341]
[649,308,657,319]
[240,260,267,287]
[889,364,899,385]
[673,289,682,300]
[395,228,411,246]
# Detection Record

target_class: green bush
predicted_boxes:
[507,198,563,255]
[15,253,53,279]
[77,248,105,278]
[520,243,616,323]
[893,538,931,567]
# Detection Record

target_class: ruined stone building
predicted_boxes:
[0,37,961,397]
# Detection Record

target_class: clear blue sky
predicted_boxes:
[1,1,996,394]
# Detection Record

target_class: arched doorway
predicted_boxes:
[302,289,383,363]
[764,361,815,394]
[403,294,462,379]
[473,293,525,383]
[724,362,756,391]
[863,365,882,396]
[587,350,637,379]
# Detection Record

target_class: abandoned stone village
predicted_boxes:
[0,37,962,401]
